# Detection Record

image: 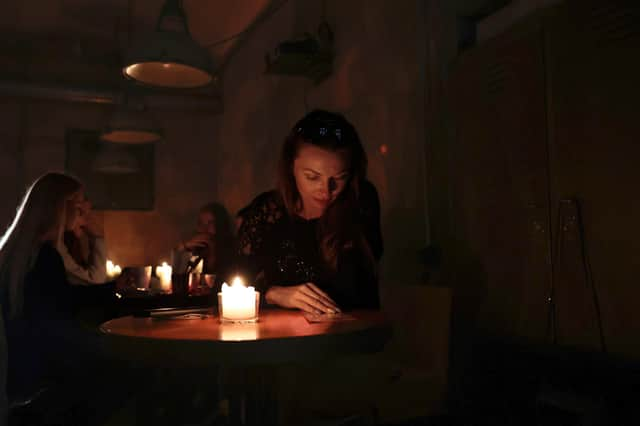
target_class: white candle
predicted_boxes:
[220,277,256,320]
[106,260,122,279]
[157,262,172,292]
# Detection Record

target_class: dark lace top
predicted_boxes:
[235,180,383,310]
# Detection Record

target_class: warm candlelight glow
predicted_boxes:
[141,266,152,290]
[157,262,172,292]
[106,260,122,279]
[194,258,203,274]
[219,276,259,322]
[220,324,259,341]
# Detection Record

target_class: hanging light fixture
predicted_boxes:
[101,92,162,143]
[123,0,213,89]
[92,141,141,174]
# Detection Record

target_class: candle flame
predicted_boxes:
[221,277,255,293]
[106,259,122,278]
[231,276,244,287]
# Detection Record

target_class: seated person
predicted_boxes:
[58,192,107,286]
[0,172,126,423]
[173,202,234,280]
[235,110,383,313]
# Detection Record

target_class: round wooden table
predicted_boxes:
[100,308,391,366]
[100,309,391,425]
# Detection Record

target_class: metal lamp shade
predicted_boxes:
[92,142,141,174]
[123,31,213,89]
[101,106,161,144]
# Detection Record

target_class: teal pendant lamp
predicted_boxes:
[123,0,213,89]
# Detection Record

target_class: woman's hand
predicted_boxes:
[266,283,341,314]
[83,210,104,238]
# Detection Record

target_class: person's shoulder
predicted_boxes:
[237,190,285,219]
[236,191,286,252]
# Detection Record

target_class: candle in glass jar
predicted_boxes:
[157,262,172,292]
[220,277,256,320]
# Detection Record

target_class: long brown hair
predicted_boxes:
[277,109,373,271]
[199,202,234,272]
[0,172,82,317]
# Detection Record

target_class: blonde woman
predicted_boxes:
[59,190,108,286]
[0,172,110,408]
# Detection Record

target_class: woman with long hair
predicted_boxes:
[236,109,383,312]
[0,172,82,319]
[0,172,118,421]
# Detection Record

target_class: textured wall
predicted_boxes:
[0,99,218,267]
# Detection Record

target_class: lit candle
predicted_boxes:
[219,276,258,321]
[157,262,172,292]
[106,260,122,279]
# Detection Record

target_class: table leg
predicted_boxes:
[219,367,277,426]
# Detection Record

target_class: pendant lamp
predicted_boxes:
[123,0,213,89]
[100,93,162,144]
[92,141,140,174]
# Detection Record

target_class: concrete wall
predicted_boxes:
[215,0,429,288]
[0,99,219,267]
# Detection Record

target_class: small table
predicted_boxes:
[113,291,212,317]
[100,309,392,425]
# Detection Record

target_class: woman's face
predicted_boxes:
[197,211,216,236]
[65,189,90,231]
[293,143,350,218]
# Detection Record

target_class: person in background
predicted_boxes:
[0,172,126,424]
[174,202,234,280]
[58,191,107,286]
[235,109,383,313]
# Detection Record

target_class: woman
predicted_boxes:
[59,191,108,286]
[0,172,118,421]
[174,202,234,279]
[236,109,383,313]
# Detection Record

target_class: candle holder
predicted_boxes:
[217,291,261,324]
